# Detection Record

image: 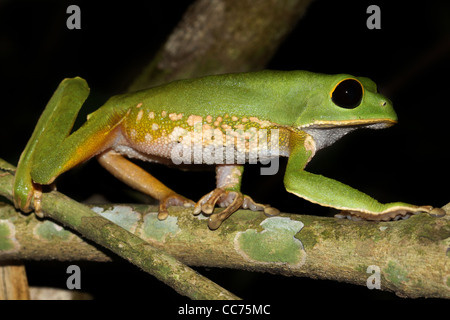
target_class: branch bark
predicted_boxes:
[0,263,29,300]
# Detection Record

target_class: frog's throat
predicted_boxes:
[301,119,396,151]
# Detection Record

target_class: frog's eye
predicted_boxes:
[331,79,363,109]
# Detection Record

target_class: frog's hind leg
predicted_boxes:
[97,150,195,219]
[14,77,91,213]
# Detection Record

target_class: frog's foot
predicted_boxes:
[335,205,446,221]
[193,188,279,229]
[33,186,44,218]
[31,183,55,219]
[157,193,195,221]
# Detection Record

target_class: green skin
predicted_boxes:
[12,71,438,229]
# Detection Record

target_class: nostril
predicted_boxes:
[381,101,387,107]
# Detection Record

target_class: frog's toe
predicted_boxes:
[193,188,225,215]
[194,188,279,229]
[208,191,244,230]
[158,193,195,220]
[241,195,280,217]
[429,207,446,217]
[33,186,44,218]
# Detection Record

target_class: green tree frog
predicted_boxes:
[12,71,443,229]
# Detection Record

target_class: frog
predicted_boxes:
[12,70,444,229]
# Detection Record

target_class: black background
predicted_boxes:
[1,0,449,302]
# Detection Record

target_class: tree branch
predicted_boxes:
[128,0,311,91]
[1,163,448,299]
[0,162,239,300]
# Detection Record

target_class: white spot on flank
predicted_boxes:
[145,133,153,142]
[187,115,202,126]
[130,129,137,140]
[169,113,183,121]
[152,123,159,131]
[136,110,144,123]
[169,126,187,142]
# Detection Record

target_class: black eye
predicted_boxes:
[331,79,363,109]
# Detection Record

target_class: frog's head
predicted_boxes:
[295,74,397,150]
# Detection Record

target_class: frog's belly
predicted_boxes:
[113,137,287,166]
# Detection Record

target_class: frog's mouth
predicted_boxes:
[301,119,396,151]
[301,118,397,129]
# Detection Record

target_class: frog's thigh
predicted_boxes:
[97,150,176,200]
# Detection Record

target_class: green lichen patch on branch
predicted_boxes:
[34,220,72,241]
[0,220,18,252]
[92,205,141,233]
[235,217,305,265]
[141,212,181,242]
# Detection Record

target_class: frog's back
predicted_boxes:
[114,70,316,125]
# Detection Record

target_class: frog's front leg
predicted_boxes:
[97,150,195,220]
[284,139,444,221]
[194,165,279,229]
